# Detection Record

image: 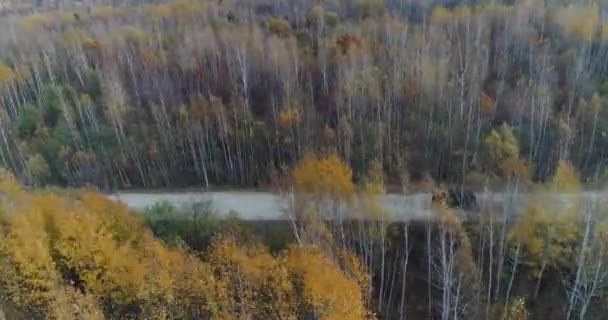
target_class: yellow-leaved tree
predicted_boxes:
[206,234,372,320]
[507,160,581,304]
[484,124,529,181]
[207,236,294,319]
[285,246,368,320]
[293,151,354,202]
[290,151,354,248]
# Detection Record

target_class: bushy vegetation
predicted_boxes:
[142,200,241,250]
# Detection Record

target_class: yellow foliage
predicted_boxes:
[50,286,104,320]
[285,246,367,320]
[485,124,523,178]
[278,108,300,129]
[485,124,519,164]
[62,28,91,48]
[170,0,205,17]
[0,63,15,89]
[309,5,325,25]
[153,4,172,18]
[0,177,224,319]
[506,297,529,320]
[0,173,372,319]
[602,22,608,42]
[91,6,125,20]
[293,151,354,201]
[431,6,452,24]
[205,237,370,320]
[20,13,53,30]
[208,237,294,318]
[453,6,472,20]
[0,168,22,196]
[21,11,75,30]
[509,204,579,275]
[553,5,600,42]
[268,17,292,38]
[120,25,147,45]
[547,160,581,193]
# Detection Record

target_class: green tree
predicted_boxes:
[484,125,520,170]
[26,154,50,186]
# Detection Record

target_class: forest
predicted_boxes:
[0,0,606,188]
[0,0,608,319]
[0,154,606,320]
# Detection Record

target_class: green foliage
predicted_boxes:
[16,106,42,140]
[143,200,231,251]
[267,17,292,37]
[26,154,50,186]
[484,124,520,167]
[325,12,339,28]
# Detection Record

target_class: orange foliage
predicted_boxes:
[139,48,161,67]
[336,33,363,55]
[481,91,495,118]
[500,157,529,180]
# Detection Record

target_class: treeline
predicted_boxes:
[0,0,606,188]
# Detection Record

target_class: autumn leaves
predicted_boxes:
[0,169,372,320]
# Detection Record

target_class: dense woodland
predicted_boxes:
[1,0,608,319]
[0,170,373,320]
[1,154,607,320]
[0,0,607,188]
